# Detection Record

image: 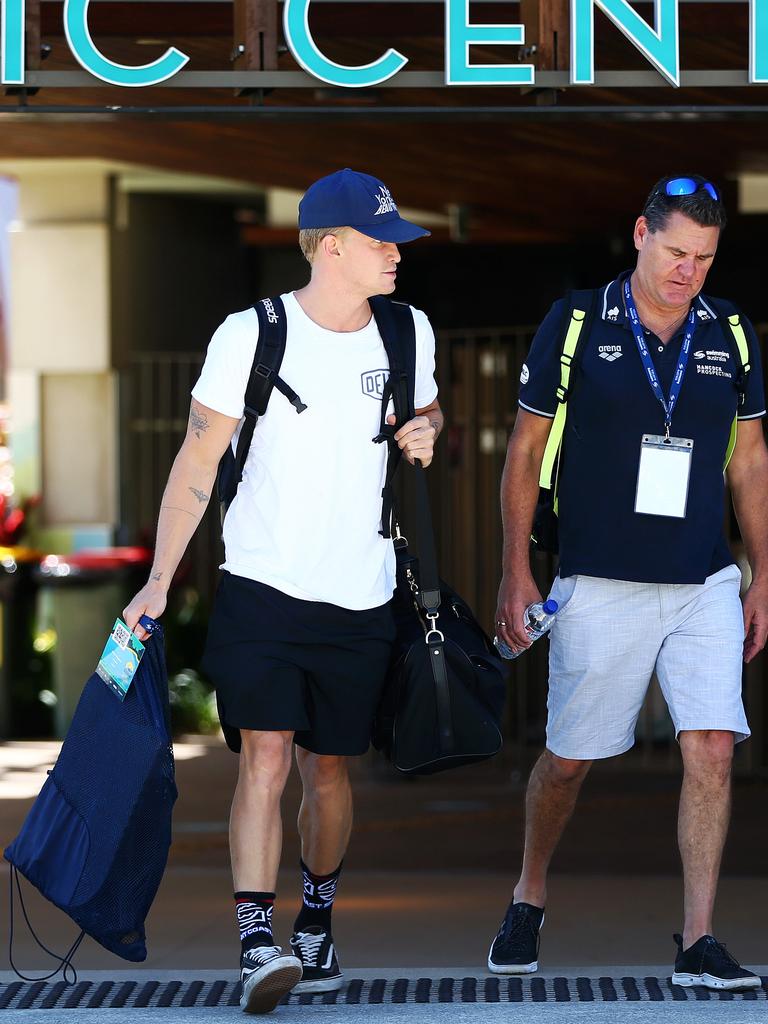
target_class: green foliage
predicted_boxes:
[167,668,219,736]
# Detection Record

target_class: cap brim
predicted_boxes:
[353,219,431,243]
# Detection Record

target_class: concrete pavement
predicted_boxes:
[9,1004,768,1024]
[1,734,767,1022]
[2,969,767,1024]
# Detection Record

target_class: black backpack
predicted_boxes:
[216,295,417,538]
[531,288,752,554]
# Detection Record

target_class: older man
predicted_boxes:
[490,175,767,989]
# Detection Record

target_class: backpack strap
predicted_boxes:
[221,297,306,523]
[538,289,598,491]
[709,300,752,471]
[369,296,417,539]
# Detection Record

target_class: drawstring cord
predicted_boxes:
[8,866,85,984]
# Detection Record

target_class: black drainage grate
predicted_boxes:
[0,976,766,1009]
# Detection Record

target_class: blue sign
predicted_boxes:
[1,0,767,90]
[2,0,189,87]
[445,0,535,86]
[571,0,679,86]
[283,0,407,87]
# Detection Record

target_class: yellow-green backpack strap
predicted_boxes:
[539,308,587,488]
[724,417,738,470]
[723,313,751,471]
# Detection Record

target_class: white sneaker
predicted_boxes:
[239,945,303,1014]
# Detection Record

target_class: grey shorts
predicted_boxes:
[545,564,749,760]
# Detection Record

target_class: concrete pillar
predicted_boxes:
[1,160,118,736]
[4,159,116,553]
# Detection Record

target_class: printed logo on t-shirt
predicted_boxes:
[598,345,622,362]
[696,308,711,321]
[696,364,733,378]
[361,369,389,399]
[695,348,731,369]
[607,306,620,321]
[520,363,530,385]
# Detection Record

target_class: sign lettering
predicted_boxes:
[1,0,765,89]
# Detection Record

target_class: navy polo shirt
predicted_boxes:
[519,273,766,584]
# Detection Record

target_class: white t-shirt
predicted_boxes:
[191,291,439,610]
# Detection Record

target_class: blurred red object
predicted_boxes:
[40,547,153,577]
[0,493,39,546]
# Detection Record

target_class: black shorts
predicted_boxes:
[201,573,396,756]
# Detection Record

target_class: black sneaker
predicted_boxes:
[290,926,343,993]
[239,945,303,1014]
[671,933,761,991]
[487,901,544,974]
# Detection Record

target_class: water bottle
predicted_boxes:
[494,599,559,660]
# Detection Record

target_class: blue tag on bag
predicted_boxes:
[96,618,146,701]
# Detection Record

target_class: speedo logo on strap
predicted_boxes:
[261,298,279,324]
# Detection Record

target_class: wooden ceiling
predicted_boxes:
[3,1,768,242]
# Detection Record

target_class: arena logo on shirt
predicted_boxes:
[599,344,623,362]
[361,369,389,399]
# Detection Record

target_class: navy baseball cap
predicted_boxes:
[298,168,430,243]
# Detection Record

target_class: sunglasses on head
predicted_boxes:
[661,177,720,202]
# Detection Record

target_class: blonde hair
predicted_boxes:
[299,227,346,264]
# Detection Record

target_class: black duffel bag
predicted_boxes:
[373,461,508,775]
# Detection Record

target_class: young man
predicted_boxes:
[124,168,443,1013]
[490,175,767,988]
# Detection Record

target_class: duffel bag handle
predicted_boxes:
[411,460,441,618]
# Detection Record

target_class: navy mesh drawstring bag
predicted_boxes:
[4,615,176,971]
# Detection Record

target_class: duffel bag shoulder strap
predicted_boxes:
[538,288,598,491]
[370,296,417,538]
[411,459,453,755]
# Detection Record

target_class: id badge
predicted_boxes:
[96,618,145,701]
[634,434,693,519]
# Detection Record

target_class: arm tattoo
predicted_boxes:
[188,487,209,504]
[151,571,163,582]
[190,406,209,439]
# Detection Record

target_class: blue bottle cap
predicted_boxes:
[543,600,559,614]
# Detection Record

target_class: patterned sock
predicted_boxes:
[234,891,276,953]
[293,860,342,934]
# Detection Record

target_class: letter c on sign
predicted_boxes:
[283,0,408,87]
[64,0,189,86]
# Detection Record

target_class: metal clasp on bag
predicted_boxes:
[393,522,419,596]
[425,612,445,644]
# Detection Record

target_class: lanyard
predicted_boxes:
[623,278,696,438]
